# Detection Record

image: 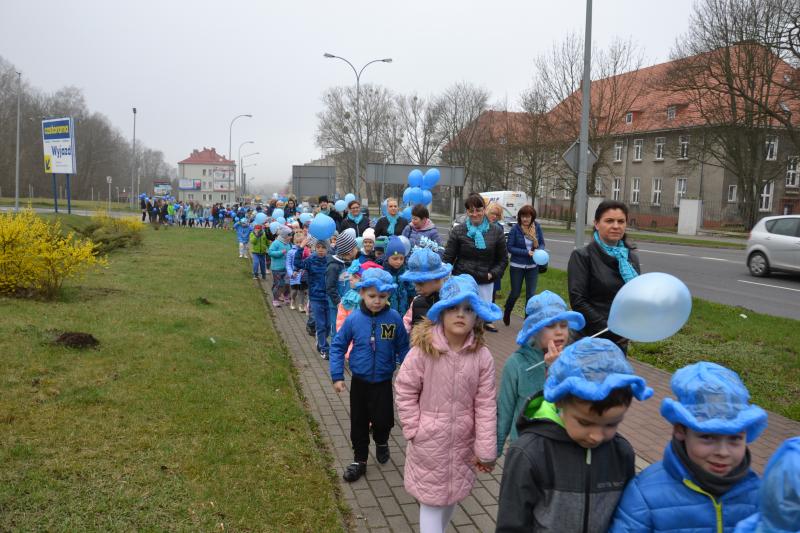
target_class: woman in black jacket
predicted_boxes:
[443,193,508,332]
[338,200,370,237]
[373,197,408,238]
[567,199,641,351]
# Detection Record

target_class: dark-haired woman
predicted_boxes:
[338,200,370,237]
[503,205,546,326]
[401,204,441,250]
[567,199,640,352]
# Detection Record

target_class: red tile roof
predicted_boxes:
[178,147,234,165]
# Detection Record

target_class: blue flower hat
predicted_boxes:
[354,267,396,293]
[399,248,452,283]
[427,274,502,323]
[516,291,585,345]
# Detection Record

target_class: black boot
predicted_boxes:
[376,444,390,464]
[343,462,367,482]
[503,307,512,326]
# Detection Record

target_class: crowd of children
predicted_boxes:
[238,199,794,533]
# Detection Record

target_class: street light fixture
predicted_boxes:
[323,53,392,202]
[237,140,254,199]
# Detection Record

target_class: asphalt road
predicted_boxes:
[439,226,800,320]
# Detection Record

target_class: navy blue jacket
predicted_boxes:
[326,254,356,307]
[293,253,329,302]
[329,303,409,383]
[506,222,545,266]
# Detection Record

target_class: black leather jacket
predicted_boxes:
[567,239,641,347]
[443,221,508,285]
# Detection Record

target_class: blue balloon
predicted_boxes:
[254,212,267,225]
[607,272,692,343]
[408,169,423,187]
[335,199,347,212]
[533,249,549,266]
[269,221,281,234]
[272,208,284,219]
[402,187,413,205]
[422,168,441,189]
[309,213,337,241]
[355,237,364,249]
[409,187,424,204]
[344,193,356,203]
[421,189,433,205]
[381,200,388,217]
[276,216,286,225]
[299,213,312,224]
[400,206,412,220]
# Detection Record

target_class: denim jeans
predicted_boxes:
[252,253,267,278]
[311,300,330,354]
[505,266,539,314]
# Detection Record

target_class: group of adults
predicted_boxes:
[312,191,639,347]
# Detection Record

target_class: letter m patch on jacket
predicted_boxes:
[380,323,396,340]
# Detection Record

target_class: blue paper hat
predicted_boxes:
[427,274,503,323]
[399,248,452,283]
[516,291,585,345]
[749,437,800,532]
[544,337,653,403]
[355,267,396,293]
[660,362,767,443]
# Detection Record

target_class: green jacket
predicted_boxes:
[249,230,270,254]
[496,344,546,456]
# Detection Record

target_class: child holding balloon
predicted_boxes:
[268,226,293,306]
[235,217,252,259]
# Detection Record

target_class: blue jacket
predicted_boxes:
[329,303,409,383]
[293,252,329,302]
[286,246,306,286]
[610,442,760,533]
[268,239,292,271]
[235,222,252,243]
[506,222,545,266]
[326,255,354,307]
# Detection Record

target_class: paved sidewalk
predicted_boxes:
[265,282,799,532]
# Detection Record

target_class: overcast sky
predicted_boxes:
[1,0,695,192]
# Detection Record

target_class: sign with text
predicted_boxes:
[213,181,235,192]
[41,117,76,174]
[178,179,201,190]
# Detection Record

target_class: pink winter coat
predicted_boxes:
[394,320,497,506]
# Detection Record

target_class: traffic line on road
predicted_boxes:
[738,280,800,293]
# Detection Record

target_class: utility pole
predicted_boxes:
[14,71,21,211]
[575,0,593,248]
[131,107,137,209]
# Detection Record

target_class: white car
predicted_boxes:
[746,215,800,277]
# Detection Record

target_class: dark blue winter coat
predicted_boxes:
[326,254,355,307]
[293,253,329,302]
[329,303,409,383]
[506,222,545,266]
[610,441,760,533]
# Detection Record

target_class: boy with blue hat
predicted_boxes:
[497,337,653,533]
[399,247,452,332]
[294,236,332,358]
[496,291,585,457]
[330,267,410,483]
[611,362,767,533]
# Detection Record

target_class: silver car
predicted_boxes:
[746,215,800,277]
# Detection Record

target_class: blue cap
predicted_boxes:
[385,236,406,258]
[661,362,768,443]
[427,274,502,323]
[516,291,585,345]
[544,338,653,403]
[355,268,396,293]
[399,248,452,283]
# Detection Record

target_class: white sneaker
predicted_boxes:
[290,304,296,310]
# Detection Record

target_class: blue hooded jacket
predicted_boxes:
[293,252,329,302]
[268,239,292,271]
[235,222,252,244]
[329,303,409,383]
[610,441,760,533]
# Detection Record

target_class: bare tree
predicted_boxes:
[517,85,559,202]
[395,93,445,166]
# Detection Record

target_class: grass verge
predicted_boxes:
[0,196,137,213]
[0,223,345,531]
[498,267,800,421]
[542,227,746,249]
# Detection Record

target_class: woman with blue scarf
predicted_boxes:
[339,200,370,237]
[567,199,640,352]
[443,193,508,332]
[374,197,408,238]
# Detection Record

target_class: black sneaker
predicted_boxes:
[319,350,329,360]
[503,308,512,327]
[306,325,316,337]
[376,444,390,464]
[343,462,366,482]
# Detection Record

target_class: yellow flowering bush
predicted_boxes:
[81,214,143,254]
[0,210,106,299]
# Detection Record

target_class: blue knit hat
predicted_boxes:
[355,267,396,293]
[544,337,653,403]
[516,291,585,345]
[427,274,502,323]
[399,248,452,283]
[660,362,768,443]
[385,236,406,258]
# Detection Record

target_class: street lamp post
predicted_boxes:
[323,53,392,202]
[106,176,112,211]
[131,107,136,209]
[241,155,259,197]
[14,71,21,211]
[237,140,254,199]
[229,114,252,195]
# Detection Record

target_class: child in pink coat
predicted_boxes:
[394,274,501,533]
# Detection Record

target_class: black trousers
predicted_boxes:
[350,376,394,462]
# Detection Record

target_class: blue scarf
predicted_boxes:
[385,214,399,235]
[466,217,490,250]
[594,231,638,283]
[340,289,361,311]
[347,213,363,225]
[321,207,330,215]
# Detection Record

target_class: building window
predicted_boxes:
[652,178,662,206]
[625,112,633,124]
[612,177,621,201]
[202,194,207,201]
[679,136,689,159]
[563,187,571,200]
[614,141,624,162]
[594,179,604,196]
[727,184,738,203]
[633,139,643,161]
[631,177,640,205]
[188,194,194,200]
[765,135,778,161]
[202,169,207,176]
[759,181,774,212]
[667,106,676,120]
[675,177,688,206]
[787,157,799,187]
[655,137,665,160]
[550,182,557,199]
[221,194,227,201]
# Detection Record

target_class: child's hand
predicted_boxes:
[544,340,562,367]
[473,457,496,473]
[333,381,346,393]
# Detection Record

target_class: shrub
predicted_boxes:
[78,214,143,254]
[0,210,106,299]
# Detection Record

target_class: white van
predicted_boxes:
[480,191,531,223]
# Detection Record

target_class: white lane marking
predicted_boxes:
[738,279,800,293]
[546,239,738,263]
[700,256,729,262]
